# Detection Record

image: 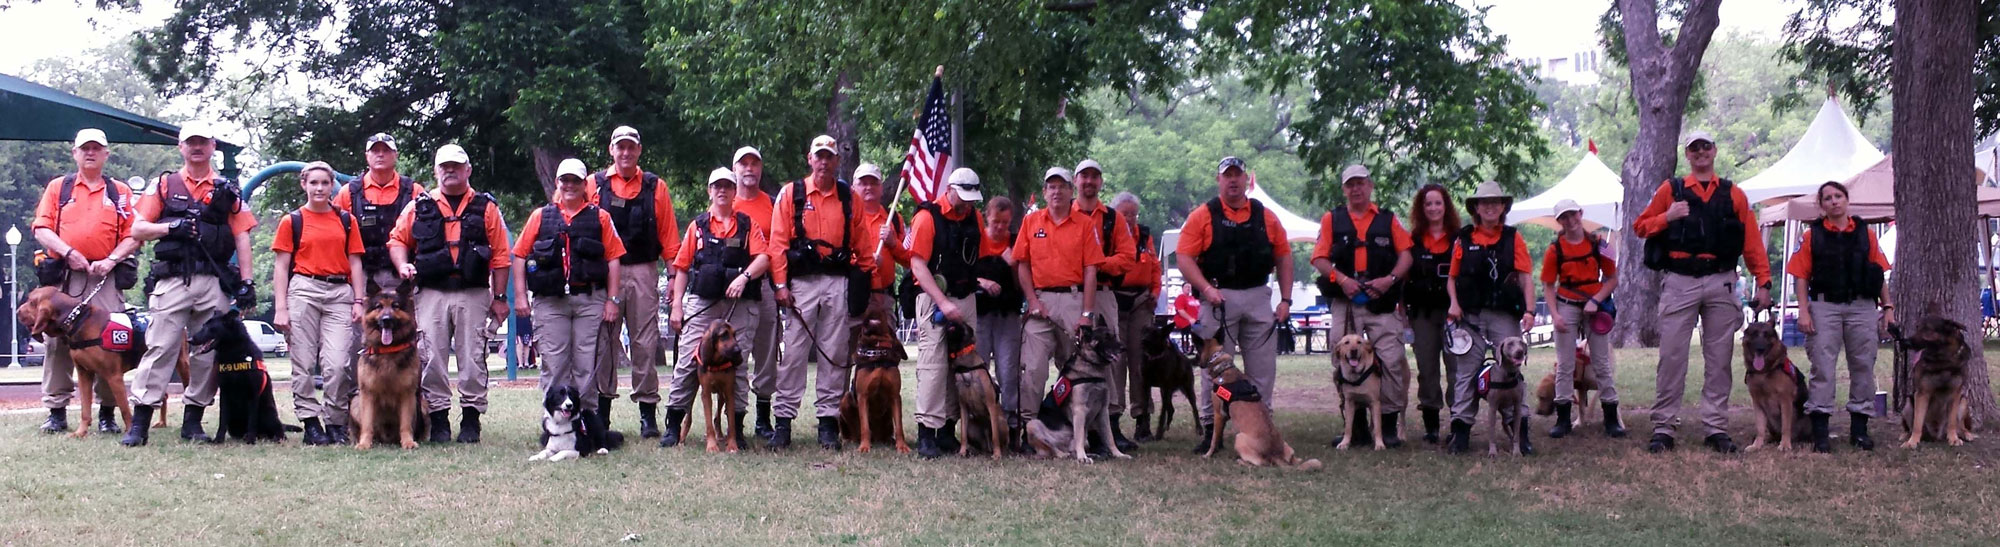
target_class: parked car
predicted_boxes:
[21,339,45,367]
[242,320,288,357]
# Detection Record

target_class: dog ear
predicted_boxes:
[395,282,415,309]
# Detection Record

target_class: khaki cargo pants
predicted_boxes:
[749,281,782,400]
[416,287,495,413]
[1193,286,1278,425]
[129,274,231,408]
[284,276,355,421]
[1329,299,1412,413]
[595,263,664,404]
[1651,272,1743,438]
[1018,290,1084,422]
[533,290,606,410]
[1804,299,1880,416]
[915,293,976,428]
[666,294,757,411]
[777,274,850,419]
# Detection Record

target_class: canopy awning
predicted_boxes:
[1738,98,1885,205]
[1514,150,1624,231]
[0,72,240,176]
[1757,154,2000,224]
[1247,183,1322,243]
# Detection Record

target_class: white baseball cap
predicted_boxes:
[556,158,589,181]
[72,128,108,149]
[1682,130,1714,149]
[434,144,470,166]
[707,167,737,187]
[1340,164,1371,182]
[1043,166,1074,184]
[1554,199,1583,218]
[1074,159,1103,176]
[947,168,984,202]
[364,132,397,151]
[733,146,763,164]
[853,162,884,183]
[809,135,838,156]
[177,122,215,142]
[610,126,641,146]
[1216,156,1246,174]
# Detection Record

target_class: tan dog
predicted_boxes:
[689,321,745,453]
[1332,334,1384,451]
[1533,345,1598,427]
[839,306,909,454]
[945,320,1006,459]
[1200,338,1322,470]
[1901,315,1975,448]
[1024,317,1131,463]
[1741,320,1807,451]
[1482,337,1529,456]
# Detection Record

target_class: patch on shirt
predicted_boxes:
[1034,229,1047,238]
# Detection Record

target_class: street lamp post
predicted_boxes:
[6,225,20,369]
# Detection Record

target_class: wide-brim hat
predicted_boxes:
[1463,180,1513,211]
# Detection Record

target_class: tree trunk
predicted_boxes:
[1892,0,1995,428]
[1608,0,1723,348]
[529,146,567,200]
[827,70,859,188]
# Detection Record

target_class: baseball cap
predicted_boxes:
[610,126,641,146]
[1340,164,1371,183]
[947,168,984,202]
[809,135,838,156]
[72,128,108,149]
[364,132,397,151]
[1074,159,1103,176]
[1681,130,1714,149]
[1554,199,1583,218]
[556,158,589,181]
[707,167,737,187]
[1217,156,1246,174]
[1043,166,1074,184]
[434,144,470,166]
[177,122,215,142]
[853,162,884,183]
[733,146,763,164]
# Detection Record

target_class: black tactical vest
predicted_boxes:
[688,211,762,301]
[347,175,414,273]
[595,171,664,265]
[1806,219,1885,304]
[524,204,610,297]
[150,173,239,279]
[1453,225,1527,316]
[409,192,495,290]
[917,203,984,299]
[1642,176,1746,276]
[1197,198,1276,290]
[1325,206,1403,314]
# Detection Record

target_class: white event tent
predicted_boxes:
[1514,148,1624,231]
[1738,99,1886,205]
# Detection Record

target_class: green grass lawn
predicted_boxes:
[3,343,1998,545]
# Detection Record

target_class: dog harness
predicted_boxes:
[58,308,139,353]
[1476,361,1519,397]
[1334,362,1381,387]
[1214,378,1262,403]
[217,359,271,393]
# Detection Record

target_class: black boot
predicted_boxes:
[1647,433,1676,453]
[1132,414,1154,442]
[638,402,661,439]
[1111,413,1138,452]
[1421,408,1441,444]
[1550,403,1573,438]
[1810,412,1832,453]
[754,397,774,441]
[97,404,121,434]
[598,396,615,428]
[327,424,350,445]
[427,409,451,443]
[816,417,841,451]
[180,405,214,443]
[1518,417,1535,455]
[1382,412,1405,448]
[733,411,748,449]
[455,408,482,444]
[1446,420,1472,454]
[936,419,961,454]
[659,407,686,448]
[1192,423,1214,454]
[1602,402,1628,438]
[302,417,330,446]
[1850,412,1875,451]
[1703,432,1738,453]
[121,405,154,447]
[768,418,793,450]
[915,426,942,459]
[39,407,69,434]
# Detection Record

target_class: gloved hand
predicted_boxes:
[201,180,241,224]
[164,218,198,240]
[234,279,257,310]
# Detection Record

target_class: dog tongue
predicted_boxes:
[1751,356,1765,370]
[381,329,393,346]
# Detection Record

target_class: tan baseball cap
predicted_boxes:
[708,167,737,187]
[1044,166,1074,184]
[177,122,215,142]
[853,162,884,183]
[611,126,641,146]
[434,144,470,166]
[1554,198,1583,218]
[948,168,984,202]
[733,146,762,164]
[809,135,838,156]
[1075,159,1103,176]
[556,158,589,181]
[365,132,397,151]
[1682,130,1714,149]
[72,128,108,149]
[1340,164,1371,183]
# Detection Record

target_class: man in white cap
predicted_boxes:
[1310,163,1414,449]
[662,167,770,450]
[1070,158,1140,452]
[513,157,626,444]
[327,132,425,444]
[767,134,877,450]
[852,162,910,317]
[31,128,139,436]
[731,145,785,441]
[121,121,259,446]
[1177,156,1292,455]
[390,143,512,444]
[1632,129,1771,454]
[1539,199,1624,439]
[1012,167,1105,438]
[906,167,1000,458]
[590,125,678,439]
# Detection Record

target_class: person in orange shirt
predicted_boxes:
[389,144,513,444]
[906,168,998,458]
[121,122,259,447]
[1110,191,1164,443]
[662,168,770,450]
[853,163,909,314]
[767,134,878,451]
[1400,183,1460,444]
[1176,156,1293,455]
[731,146,784,442]
[270,161,366,446]
[1787,181,1894,453]
[1070,159,1140,451]
[972,196,1027,450]
[1443,181,1535,455]
[590,126,677,438]
[1312,164,1415,449]
[1631,130,1772,455]
[1538,199,1623,440]
[30,128,140,436]
[1013,167,1108,435]
[512,158,627,449]
[327,132,424,446]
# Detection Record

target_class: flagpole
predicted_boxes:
[876,65,946,258]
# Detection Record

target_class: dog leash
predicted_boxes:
[58,275,111,331]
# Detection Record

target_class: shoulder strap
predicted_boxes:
[58,174,78,206]
[396,176,414,205]
[837,181,853,249]
[338,209,354,249]
[791,180,810,246]
[595,172,613,204]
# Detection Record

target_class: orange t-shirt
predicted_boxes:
[388,189,513,270]
[1539,236,1617,302]
[671,210,769,273]
[860,205,909,290]
[588,169,679,263]
[1072,201,1136,277]
[766,180,877,284]
[136,169,258,234]
[31,174,134,260]
[1631,174,1772,285]
[332,171,424,212]
[271,207,365,277]
[1448,225,1532,277]
[735,190,776,238]
[511,205,628,264]
[1176,198,1291,271]
[1785,218,1893,280]
[1310,204,1413,280]
[1014,207,1107,289]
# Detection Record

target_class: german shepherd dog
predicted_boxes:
[1901,314,1976,448]
[1483,337,1530,456]
[946,319,1006,459]
[1026,316,1131,463]
[190,310,287,443]
[692,321,747,453]
[17,286,149,438]
[354,282,426,450]
[1333,333,1385,451]
[1135,323,1197,441]
[1741,320,1807,451]
[1199,337,1322,470]
[840,305,909,454]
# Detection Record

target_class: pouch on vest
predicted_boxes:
[570,237,605,262]
[690,263,731,301]
[846,268,871,318]
[460,244,493,281]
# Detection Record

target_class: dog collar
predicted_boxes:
[366,341,414,355]
[698,355,739,371]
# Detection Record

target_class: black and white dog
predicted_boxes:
[535,385,623,460]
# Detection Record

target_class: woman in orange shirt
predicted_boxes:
[1401,183,1459,444]
[1787,181,1893,453]
[1444,181,1535,455]
[1538,199,1624,440]
[271,162,366,446]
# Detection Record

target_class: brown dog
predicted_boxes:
[1481,337,1530,456]
[1332,334,1385,451]
[1200,338,1321,470]
[946,320,1006,459]
[18,286,139,438]
[838,305,908,453]
[1901,315,1975,448]
[691,321,746,453]
[1741,320,1807,452]
[354,283,426,450]
[1134,323,1197,441]
[1025,317,1131,463]
[1534,345,1598,427]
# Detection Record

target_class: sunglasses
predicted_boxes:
[1686,142,1716,152]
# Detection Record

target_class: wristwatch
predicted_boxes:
[774,283,787,290]
[610,296,625,305]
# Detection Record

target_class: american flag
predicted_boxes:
[901,75,951,202]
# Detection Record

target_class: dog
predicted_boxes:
[190,310,287,444]
[1534,344,1599,427]
[1901,314,1975,448]
[1025,317,1131,463]
[1480,337,1530,456]
[17,286,149,438]
[1199,337,1321,470]
[946,320,1006,459]
[354,282,427,450]
[1134,323,1197,441]
[1741,320,1808,451]
[840,305,910,454]
[690,321,747,453]
[531,385,584,462]
[1332,334,1385,451]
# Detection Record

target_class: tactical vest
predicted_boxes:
[409,192,496,290]
[974,243,1023,315]
[1325,206,1403,314]
[524,204,610,297]
[1552,235,1609,299]
[917,203,984,299]
[347,175,413,273]
[784,179,854,277]
[687,211,762,301]
[1197,198,1276,290]
[1643,176,1746,276]
[1453,225,1527,316]
[595,171,664,265]
[150,173,239,279]
[1403,234,1453,313]
[1806,219,1884,304]
[1092,206,1124,289]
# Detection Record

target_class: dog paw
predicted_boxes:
[1744,441,1765,452]
[857,442,871,453]
[356,441,373,451]
[529,453,547,461]
[1334,442,1350,451]
[1373,443,1385,451]
[400,441,418,450]
[1778,441,1793,452]
[68,430,88,439]
[1074,455,1095,464]
[1112,452,1133,460]
[896,443,911,454]
[595,448,608,455]
[1901,438,1921,449]
[1949,436,1965,447]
